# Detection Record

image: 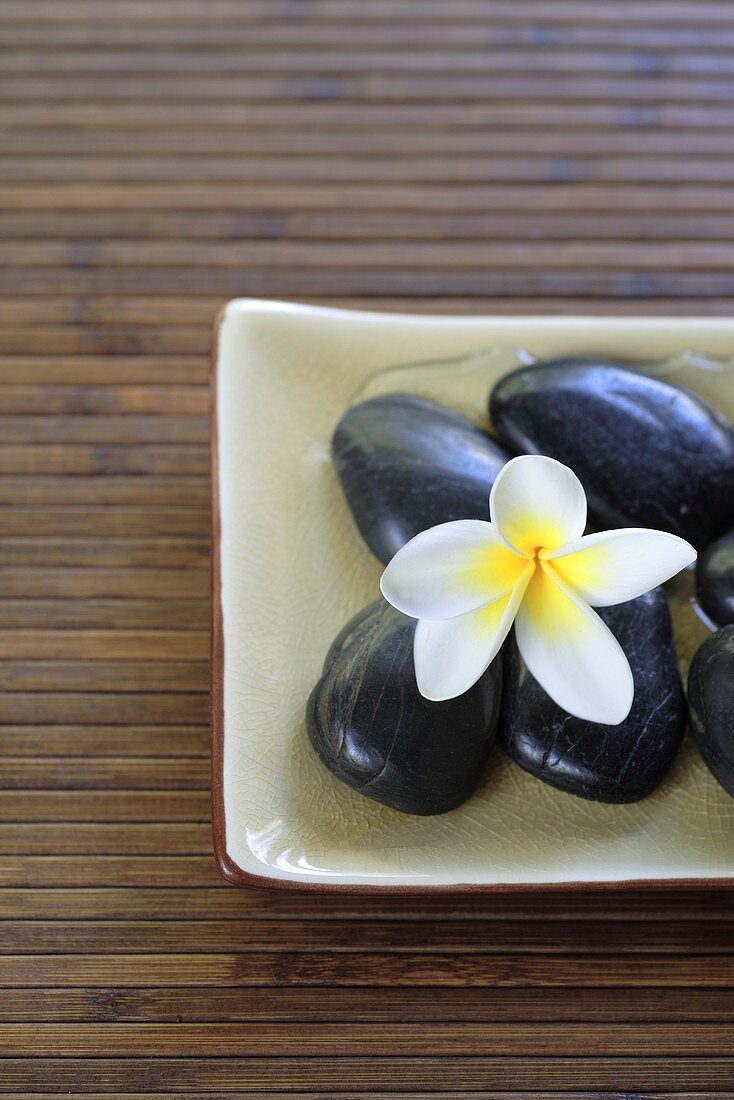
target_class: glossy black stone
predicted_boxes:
[306,600,502,816]
[499,588,686,803]
[332,393,510,564]
[489,358,734,549]
[696,529,734,626]
[688,626,734,799]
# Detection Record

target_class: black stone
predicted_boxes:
[499,588,686,803]
[688,626,734,799]
[332,393,510,564]
[489,358,734,549]
[306,600,502,816]
[696,529,734,626]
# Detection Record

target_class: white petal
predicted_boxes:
[514,562,634,725]
[489,454,587,556]
[414,569,532,701]
[380,519,528,621]
[545,528,696,607]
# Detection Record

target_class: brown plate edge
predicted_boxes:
[209,299,734,895]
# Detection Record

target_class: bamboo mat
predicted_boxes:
[1,1,733,1095]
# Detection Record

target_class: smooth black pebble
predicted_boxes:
[696,529,734,626]
[499,588,686,803]
[489,358,734,548]
[306,600,502,815]
[688,626,734,799]
[332,393,510,564]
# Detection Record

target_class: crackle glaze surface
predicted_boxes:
[214,300,734,888]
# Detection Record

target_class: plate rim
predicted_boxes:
[210,297,734,893]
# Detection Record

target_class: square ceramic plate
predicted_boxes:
[211,299,734,892]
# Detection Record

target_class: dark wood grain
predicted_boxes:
[1,1056,733,1092]
[2,1,733,1096]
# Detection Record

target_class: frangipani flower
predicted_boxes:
[380,455,696,725]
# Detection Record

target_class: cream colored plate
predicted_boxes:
[213,299,734,890]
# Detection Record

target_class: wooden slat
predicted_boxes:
[10,20,734,49]
[5,268,734,297]
[0,600,209,629]
[1,951,734,986]
[0,508,209,536]
[0,824,211,855]
[0,416,208,442]
[7,155,734,185]
[9,240,734,267]
[0,568,208,598]
[6,182,734,212]
[7,48,734,78]
[0,858,220,887]
[2,887,733,920]
[0,330,209,356]
[0,1058,730,1092]
[0,661,208,692]
[6,74,734,104]
[6,2,734,25]
[0,632,208,658]
[0,385,206,415]
[0,756,209,788]
[1,1021,734,1057]
[0,1094,714,1100]
[4,130,734,157]
[1,918,733,954]
[0,791,211,822]
[0,725,209,756]
[2,984,732,1023]
[0,539,209,568]
[4,295,734,325]
[0,361,207,388]
[0,165,728,193]
[0,689,210,723]
[0,447,208,474]
[4,101,734,128]
[7,210,734,241]
[0,481,209,506]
